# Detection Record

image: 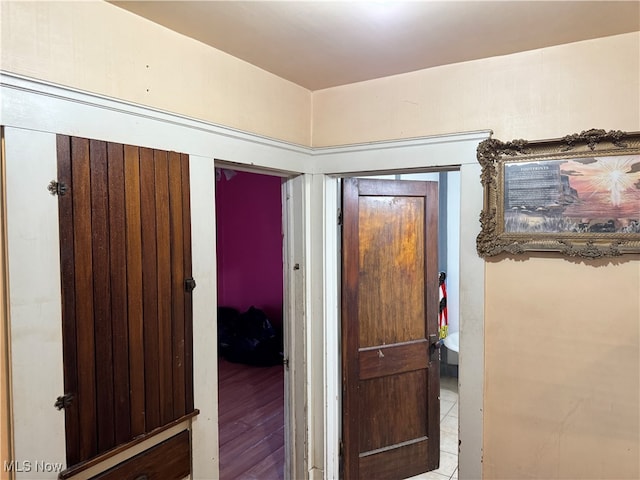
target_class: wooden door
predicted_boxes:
[341,178,440,480]
[56,136,195,467]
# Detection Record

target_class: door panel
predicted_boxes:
[358,370,428,452]
[107,141,132,446]
[181,155,194,414]
[342,178,439,480]
[359,439,430,480]
[91,139,116,454]
[69,136,98,461]
[169,151,187,419]
[140,146,161,433]
[358,195,426,347]
[57,135,83,464]
[57,136,195,466]
[124,144,146,438]
[154,149,174,427]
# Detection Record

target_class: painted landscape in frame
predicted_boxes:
[476,129,640,258]
[503,154,640,234]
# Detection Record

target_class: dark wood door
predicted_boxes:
[341,177,440,480]
[56,136,195,466]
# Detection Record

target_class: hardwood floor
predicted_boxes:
[218,358,285,480]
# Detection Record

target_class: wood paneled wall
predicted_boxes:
[56,136,194,466]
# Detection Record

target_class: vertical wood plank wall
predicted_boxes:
[56,136,194,466]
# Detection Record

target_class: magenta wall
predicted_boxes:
[215,170,283,326]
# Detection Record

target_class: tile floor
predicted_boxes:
[407,375,459,480]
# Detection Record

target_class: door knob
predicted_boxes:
[429,334,444,349]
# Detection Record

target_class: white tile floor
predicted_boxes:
[407,375,459,480]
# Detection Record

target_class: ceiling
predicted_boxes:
[110,1,640,91]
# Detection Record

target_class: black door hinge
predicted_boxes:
[48,180,68,197]
[184,277,197,293]
[337,209,343,226]
[55,393,73,410]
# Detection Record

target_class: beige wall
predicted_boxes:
[484,254,639,479]
[0,0,311,146]
[313,32,640,479]
[312,32,640,146]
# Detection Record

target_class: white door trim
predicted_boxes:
[319,132,489,480]
[282,173,310,480]
[4,127,66,479]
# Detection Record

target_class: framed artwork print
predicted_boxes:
[476,129,640,258]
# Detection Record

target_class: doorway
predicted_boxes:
[341,177,440,479]
[337,170,462,480]
[215,168,286,479]
[387,171,461,480]
[390,171,461,480]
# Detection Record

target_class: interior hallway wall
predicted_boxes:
[215,170,284,326]
[312,32,640,479]
[2,3,639,479]
[312,32,640,146]
[0,0,311,146]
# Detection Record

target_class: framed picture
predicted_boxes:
[476,129,640,258]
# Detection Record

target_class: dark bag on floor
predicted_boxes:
[218,306,283,367]
[217,306,241,358]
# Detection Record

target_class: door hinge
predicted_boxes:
[337,208,343,226]
[283,357,289,369]
[48,180,68,197]
[184,277,197,293]
[54,393,73,410]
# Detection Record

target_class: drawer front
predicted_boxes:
[90,430,190,480]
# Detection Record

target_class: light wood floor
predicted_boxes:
[218,358,285,480]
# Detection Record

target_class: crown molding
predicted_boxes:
[1,71,491,175]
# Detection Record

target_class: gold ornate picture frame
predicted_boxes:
[476,129,640,258]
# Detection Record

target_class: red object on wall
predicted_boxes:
[215,170,284,327]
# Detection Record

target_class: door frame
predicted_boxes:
[340,177,441,479]
[317,130,489,480]
[213,161,308,480]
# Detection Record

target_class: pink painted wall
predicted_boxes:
[215,169,283,326]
